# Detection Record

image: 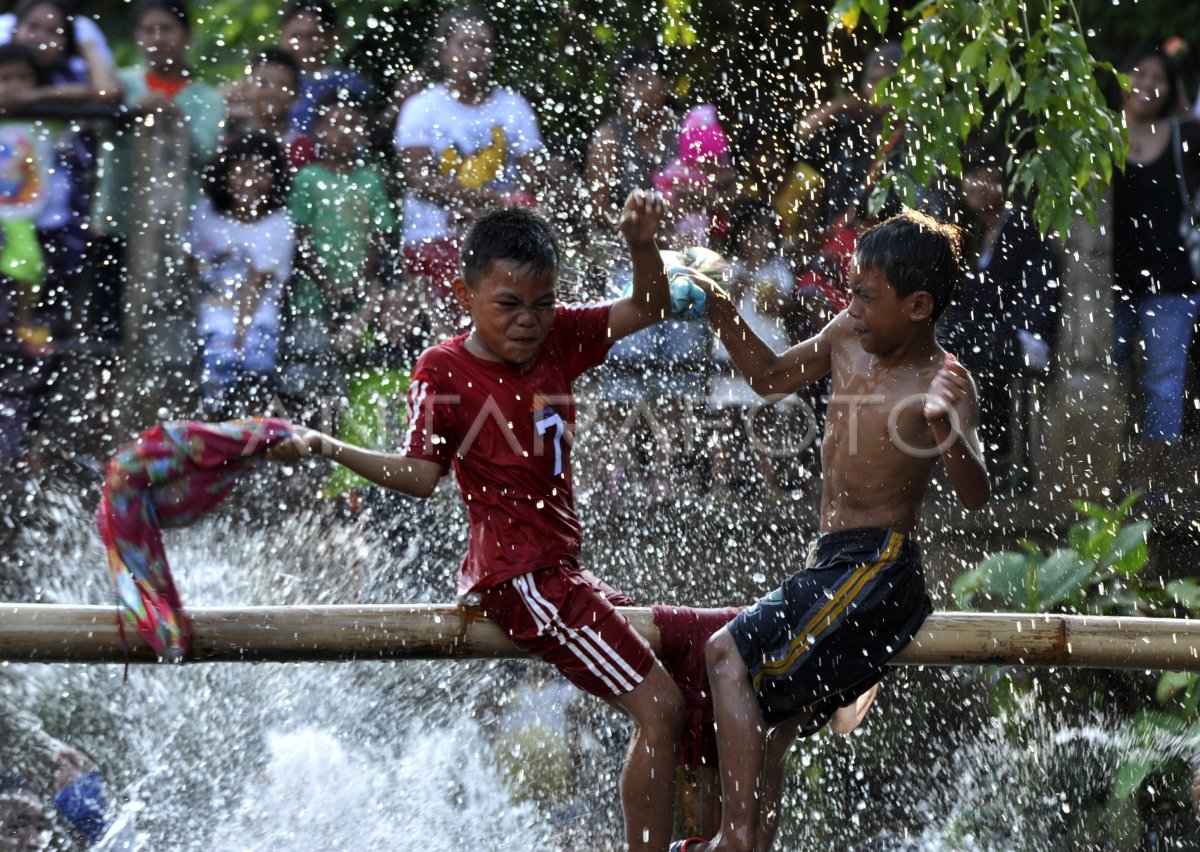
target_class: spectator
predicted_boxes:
[1111,43,1200,502]
[223,47,314,171]
[0,745,119,849]
[192,132,294,417]
[648,104,737,495]
[586,46,677,233]
[0,42,52,481]
[6,0,118,105]
[584,48,678,494]
[91,0,225,348]
[0,253,50,486]
[737,110,825,259]
[395,3,543,337]
[939,146,1061,482]
[708,200,798,494]
[283,89,395,415]
[0,4,112,86]
[794,43,900,229]
[655,102,737,246]
[6,0,119,338]
[280,0,372,138]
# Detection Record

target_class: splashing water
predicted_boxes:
[4,484,1200,850]
[2,483,621,850]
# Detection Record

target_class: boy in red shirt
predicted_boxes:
[271,192,692,851]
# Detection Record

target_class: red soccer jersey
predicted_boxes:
[401,303,613,593]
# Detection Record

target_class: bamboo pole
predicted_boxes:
[1,604,1198,669]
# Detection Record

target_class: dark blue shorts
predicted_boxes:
[727,528,932,729]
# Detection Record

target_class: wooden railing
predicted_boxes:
[1,603,1197,670]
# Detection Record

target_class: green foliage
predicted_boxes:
[952,494,1151,615]
[954,496,1200,817]
[828,0,1127,238]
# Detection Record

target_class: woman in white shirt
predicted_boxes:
[394,4,543,337]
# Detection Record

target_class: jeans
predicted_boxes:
[1113,292,1200,442]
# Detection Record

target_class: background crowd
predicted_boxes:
[0,0,1193,508]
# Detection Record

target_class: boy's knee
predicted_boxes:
[629,667,686,739]
[705,627,739,670]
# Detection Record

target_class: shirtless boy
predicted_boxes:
[271,192,695,851]
[674,210,990,852]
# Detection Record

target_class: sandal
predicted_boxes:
[668,839,708,852]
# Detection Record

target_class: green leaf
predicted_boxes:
[1004,64,1023,103]
[1111,708,1190,798]
[861,0,890,34]
[1097,149,1113,185]
[952,569,985,610]
[987,670,1031,718]
[1156,671,1197,705]
[1036,548,1093,609]
[1105,522,1150,577]
[1092,582,1145,617]
[1113,758,1155,800]
[1079,523,1118,564]
[1068,519,1094,552]
[1018,539,1043,557]
[974,551,1032,609]
[1166,579,1200,613]
[1115,491,1142,519]
[960,38,987,74]
[1026,77,1051,112]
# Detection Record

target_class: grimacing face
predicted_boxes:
[454,259,557,366]
[847,263,919,357]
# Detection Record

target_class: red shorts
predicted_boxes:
[402,238,461,306]
[479,565,656,698]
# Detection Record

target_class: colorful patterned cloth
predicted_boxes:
[94,418,293,660]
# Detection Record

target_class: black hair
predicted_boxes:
[461,207,559,286]
[133,0,190,31]
[609,44,668,94]
[1118,43,1182,121]
[203,131,290,215]
[0,42,40,79]
[429,4,495,80]
[854,210,964,319]
[13,0,77,64]
[281,0,339,31]
[249,45,300,88]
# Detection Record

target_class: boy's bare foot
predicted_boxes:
[829,683,879,735]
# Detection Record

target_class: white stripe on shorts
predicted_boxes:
[513,573,640,695]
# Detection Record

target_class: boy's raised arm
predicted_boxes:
[268,426,444,499]
[924,355,990,510]
[607,191,672,341]
[704,283,839,398]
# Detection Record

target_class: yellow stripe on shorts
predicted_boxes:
[754,532,903,684]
